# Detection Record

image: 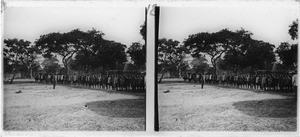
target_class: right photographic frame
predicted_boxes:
[156,2,299,131]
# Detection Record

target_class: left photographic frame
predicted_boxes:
[2,1,146,131]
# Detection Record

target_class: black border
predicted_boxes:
[154,6,160,131]
[144,7,147,131]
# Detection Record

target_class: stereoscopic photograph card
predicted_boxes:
[1,0,300,137]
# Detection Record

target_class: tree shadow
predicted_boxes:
[233,98,297,118]
[67,85,146,98]
[207,84,296,98]
[85,99,145,118]
[3,79,36,84]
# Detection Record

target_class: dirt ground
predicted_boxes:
[158,79,297,131]
[3,80,145,131]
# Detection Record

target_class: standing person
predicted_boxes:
[53,73,57,89]
[197,73,204,89]
[200,73,205,89]
[261,75,267,91]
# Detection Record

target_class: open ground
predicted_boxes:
[3,79,145,131]
[158,78,297,131]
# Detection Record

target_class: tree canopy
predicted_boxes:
[184,28,276,74]
[276,42,297,70]
[219,39,275,73]
[69,35,127,73]
[140,22,146,41]
[276,19,298,70]
[158,38,189,81]
[4,38,37,83]
[35,28,127,73]
[127,22,147,70]
[289,19,298,40]
[190,57,210,74]
[184,29,238,72]
[41,56,61,74]
[35,29,105,73]
[127,42,146,70]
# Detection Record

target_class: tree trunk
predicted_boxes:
[158,71,165,83]
[63,59,69,74]
[179,68,182,78]
[211,58,217,75]
[30,67,33,78]
[10,72,17,84]
[29,64,33,78]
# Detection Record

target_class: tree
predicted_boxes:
[158,38,188,82]
[127,22,147,70]
[35,28,104,73]
[94,40,127,70]
[190,57,210,74]
[289,19,298,40]
[184,28,275,74]
[127,42,146,70]
[4,38,37,83]
[3,48,13,74]
[184,29,238,74]
[245,40,275,71]
[276,19,298,70]
[276,42,297,70]
[41,56,60,74]
[140,22,146,41]
[70,39,127,73]
[220,39,275,73]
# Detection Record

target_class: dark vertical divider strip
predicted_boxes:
[154,6,160,131]
[144,7,147,130]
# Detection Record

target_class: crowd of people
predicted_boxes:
[183,73,297,91]
[35,73,146,91]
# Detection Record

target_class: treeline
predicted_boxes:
[4,24,146,83]
[158,19,298,82]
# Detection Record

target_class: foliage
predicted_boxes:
[35,28,127,73]
[127,22,147,70]
[158,38,189,80]
[41,56,60,74]
[35,28,104,73]
[4,38,37,83]
[276,42,297,70]
[289,19,298,40]
[127,42,146,70]
[190,57,210,74]
[140,22,146,41]
[184,29,238,73]
[184,28,275,74]
[70,39,127,73]
[220,39,275,73]
[276,19,298,70]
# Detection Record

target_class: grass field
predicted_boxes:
[3,80,145,131]
[158,79,297,131]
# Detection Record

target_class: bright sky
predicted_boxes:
[4,6,145,47]
[159,2,299,46]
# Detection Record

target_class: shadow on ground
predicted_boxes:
[159,79,297,98]
[86,99,145,118]
[7,81,146,98]
[215,84,297,98]
[3,79,36,84]
[233,98,297,118]
[63,84,146,98]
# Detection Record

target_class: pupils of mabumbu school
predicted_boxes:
[183,70,297,92]
[35,71,146,92]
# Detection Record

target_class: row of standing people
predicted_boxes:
[183,73,297,91]
[35,73,145,91]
